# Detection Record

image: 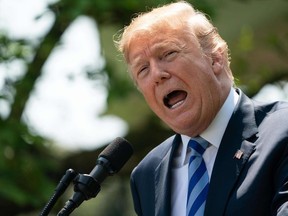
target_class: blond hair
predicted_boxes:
[114,1,233,81]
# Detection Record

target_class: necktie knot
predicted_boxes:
[188,138,208,157]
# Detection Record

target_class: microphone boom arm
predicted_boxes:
[57,158,114,216]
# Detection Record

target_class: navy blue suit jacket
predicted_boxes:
[130,89,288,216]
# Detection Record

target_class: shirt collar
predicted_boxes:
[179,87,239,164]
[200,87,239,148]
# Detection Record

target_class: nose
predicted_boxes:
[151,62,171,85]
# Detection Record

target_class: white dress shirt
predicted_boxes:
[171,87,239,216]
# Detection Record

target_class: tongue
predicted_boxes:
[167,90,187,108]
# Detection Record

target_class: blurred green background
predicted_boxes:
[0,0,288,215]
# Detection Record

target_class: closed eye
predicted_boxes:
[137,65,149,78]
[163,51,178,61]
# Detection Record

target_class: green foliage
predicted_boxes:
[0,34,32,62]
[229,1,288,96]
[0,119,59,209]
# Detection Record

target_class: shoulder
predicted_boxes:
[236,88,288,125]
[254,100,288,124]
[238,88,288,118]
[253,100,288,148]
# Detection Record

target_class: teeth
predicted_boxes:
[170,100,184,109]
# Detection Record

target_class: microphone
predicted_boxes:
[57,137,133,216]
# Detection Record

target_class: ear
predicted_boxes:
[211,50,224,75]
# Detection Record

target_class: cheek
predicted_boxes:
[139,84,155,104]
[143,91,157,107]
[141,89,163,115]
[137,81,149,96]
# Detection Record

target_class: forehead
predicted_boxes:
[131,34,177,54]
[127,28,195,62]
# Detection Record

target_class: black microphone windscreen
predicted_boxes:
[99,137,133,173]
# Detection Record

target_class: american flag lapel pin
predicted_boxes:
[234,149,243,159]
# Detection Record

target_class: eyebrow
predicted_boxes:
[129,38,182,68]
[130,55,145,72]
[152,39,182,51]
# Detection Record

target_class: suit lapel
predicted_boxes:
[205,90,258,216]
[154,135,181,216]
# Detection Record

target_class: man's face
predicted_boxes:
[128,29,230,136]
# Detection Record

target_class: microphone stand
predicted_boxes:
[56,173,102,215]
[40,169,78,216]
[41,136,133,216]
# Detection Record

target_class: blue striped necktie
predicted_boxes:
[187,138,209,216]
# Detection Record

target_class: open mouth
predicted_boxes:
[163,90,187,109]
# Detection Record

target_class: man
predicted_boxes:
[115,2,288,216]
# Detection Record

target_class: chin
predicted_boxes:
[171,126,196,137]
